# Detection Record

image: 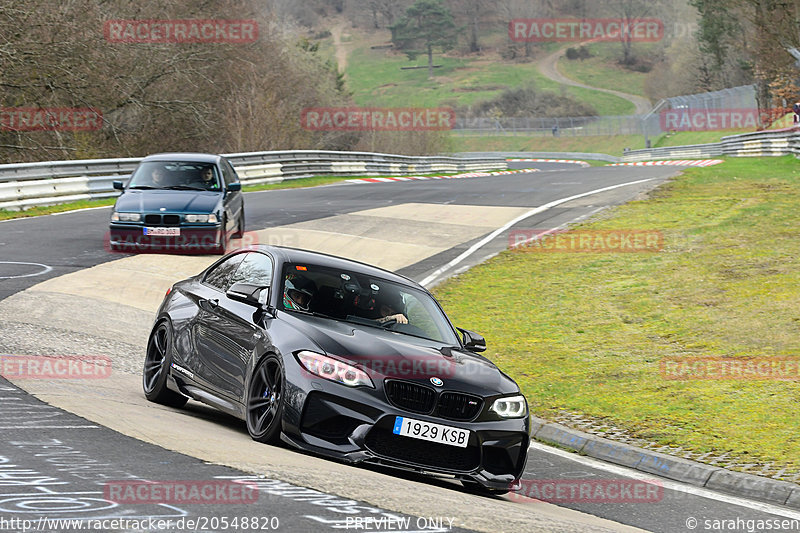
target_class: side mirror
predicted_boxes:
[227,282,269,307]
[227,182,242,192]
[457,328,486,352]
[112,180,125,191]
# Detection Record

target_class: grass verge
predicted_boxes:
[434,156,800,476]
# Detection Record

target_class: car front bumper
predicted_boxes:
[282,376,530,490]
[109,224,223,252]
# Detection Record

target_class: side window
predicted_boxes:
[220,159,239,186]
[203,254,246,291]
[231,252,273,287]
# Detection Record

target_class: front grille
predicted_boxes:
[437,392,483,421]
[365,426,480,472]
[385,380,435,414]
[143,214,181,225]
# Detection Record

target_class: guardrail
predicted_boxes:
[0,150,507,211]
[459,151,621,163]
[622,127,800,161]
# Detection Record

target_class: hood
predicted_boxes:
[115,190,221,214]
[284,314,518,395]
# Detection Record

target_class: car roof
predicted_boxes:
[141,153,222,164]
[252,245,423,290]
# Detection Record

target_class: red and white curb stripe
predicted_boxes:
[607,160,724,167]
[507,158,591,167]
[346,169,536,184]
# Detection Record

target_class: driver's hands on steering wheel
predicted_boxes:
[378,313,408,325]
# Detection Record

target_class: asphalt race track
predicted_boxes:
[2,161,799,532]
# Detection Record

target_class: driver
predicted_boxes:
[283,275,316,311]
[151,167,168,187]
[376,292,408,325]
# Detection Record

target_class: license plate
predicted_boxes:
[144,227,180,236]
[392,416,469,448]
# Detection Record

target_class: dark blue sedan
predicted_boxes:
[109,153,245,254]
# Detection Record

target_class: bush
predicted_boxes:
[460,86,598,119]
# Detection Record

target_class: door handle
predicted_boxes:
[201,298,219,308]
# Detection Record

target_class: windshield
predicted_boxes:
[280,263,459,345]
[128,161,221,191]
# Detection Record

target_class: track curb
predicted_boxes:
[530,416,800,509]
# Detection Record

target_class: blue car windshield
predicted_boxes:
[281,264,460,345]
[128,162,221,191]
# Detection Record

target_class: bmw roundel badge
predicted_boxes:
[430,377,443,387]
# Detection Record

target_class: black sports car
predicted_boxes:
[143,246,530,493]
[109,153,245,254]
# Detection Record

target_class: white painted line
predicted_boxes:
[527,442,800,519]
[0,261,53,280]
[50,205,113,216]
[0,425,100,429]
[420,177,656,286]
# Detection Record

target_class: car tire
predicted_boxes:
[460,479,509,496]
[232,211,245,239]
[142,320,189,408]
[246,354,284,444]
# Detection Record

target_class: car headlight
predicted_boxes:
[111,212,141,222]
[490,395,528,418]
[296,350,374,388]
[184,214,218,223]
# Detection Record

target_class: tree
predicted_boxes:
[611,0,657,65]
[390,0,459,78]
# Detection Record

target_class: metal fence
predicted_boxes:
[0,150,507,211]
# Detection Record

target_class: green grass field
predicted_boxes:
[344,41,635,116]
[433,156,800,476]
[557,42,651,98]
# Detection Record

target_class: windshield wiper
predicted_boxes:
[164,185,206,191]
[128,185,156,190]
